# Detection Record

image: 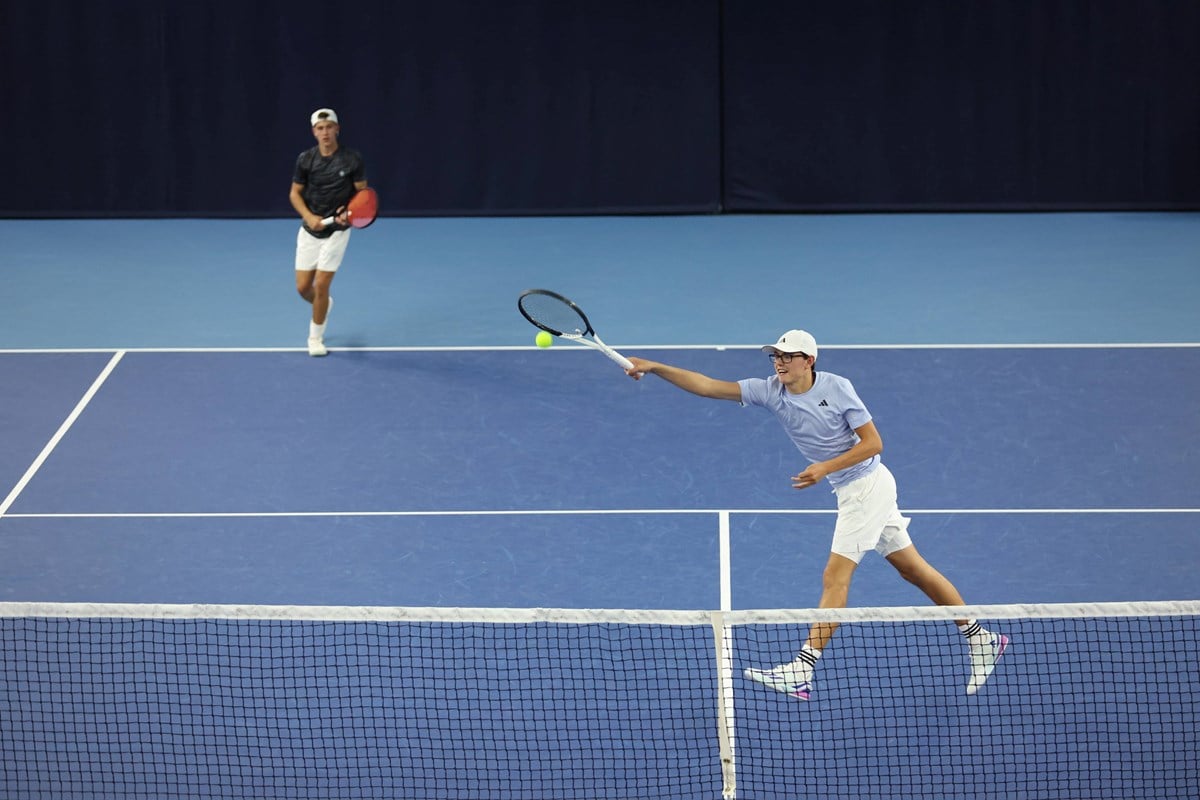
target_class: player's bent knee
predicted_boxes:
[889,554,934,586]
[821,559,857,594]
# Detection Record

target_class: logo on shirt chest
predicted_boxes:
[818,399,829,407]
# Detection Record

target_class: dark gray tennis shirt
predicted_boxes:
[293,146,366,239]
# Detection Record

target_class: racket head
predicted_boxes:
[346,187,379,228]
[517,289,595,337]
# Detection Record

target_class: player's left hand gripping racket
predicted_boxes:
[518,289,634,371]
[321,187,379,229]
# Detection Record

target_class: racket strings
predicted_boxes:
[348,189,377,218]
[519,295,589,337]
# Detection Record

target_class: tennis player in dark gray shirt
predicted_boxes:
[289,107,367,356]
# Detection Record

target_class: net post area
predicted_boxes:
[1,601,1197,800]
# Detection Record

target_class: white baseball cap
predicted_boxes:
[762,329,818,359]
[310,108,339,126]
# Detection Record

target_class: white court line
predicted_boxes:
[0,342,1197,355]
[0,351,125,518]
[718,511,732,612]
[3,507,1196,519]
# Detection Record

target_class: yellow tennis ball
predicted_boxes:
[535,331,554,348]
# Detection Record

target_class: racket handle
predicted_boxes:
[608,351,635,371]
[563,332,637,373]
[319,207,348,226]
[593,338,634,371]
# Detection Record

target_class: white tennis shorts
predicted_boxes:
[830,463,913,564]
[295,227,351,273]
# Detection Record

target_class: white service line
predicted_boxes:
[3,507,1196,519]
[1,342,1197,355]
[0,351,125,518]
[719,510,732,612]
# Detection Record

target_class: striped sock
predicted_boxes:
[790,644,821,679]
[958,620,992,646]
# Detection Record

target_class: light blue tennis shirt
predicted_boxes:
[737,371,880,489]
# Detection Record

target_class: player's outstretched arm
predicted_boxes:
[626,357,742,402]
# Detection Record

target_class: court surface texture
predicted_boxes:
[1,212,1197,799]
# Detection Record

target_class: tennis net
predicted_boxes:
[1,600,1197,799]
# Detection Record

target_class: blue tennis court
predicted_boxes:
[2,344,1199,609]
[2,213,1198,799]
[3,213,1199,607]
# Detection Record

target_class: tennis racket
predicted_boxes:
[321,187,379,229]
[518,289,634,371]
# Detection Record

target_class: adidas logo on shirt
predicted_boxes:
[818,399,829,407]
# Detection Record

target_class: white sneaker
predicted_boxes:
[966,633,1009,695]
[744,664,812,700]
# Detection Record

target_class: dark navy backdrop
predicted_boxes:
[4,0,1198,215]
[3,0,721,216]
[722,1,1200,210]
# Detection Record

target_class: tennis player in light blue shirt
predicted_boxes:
[626,329,1007,700]
[738,369,879,489]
